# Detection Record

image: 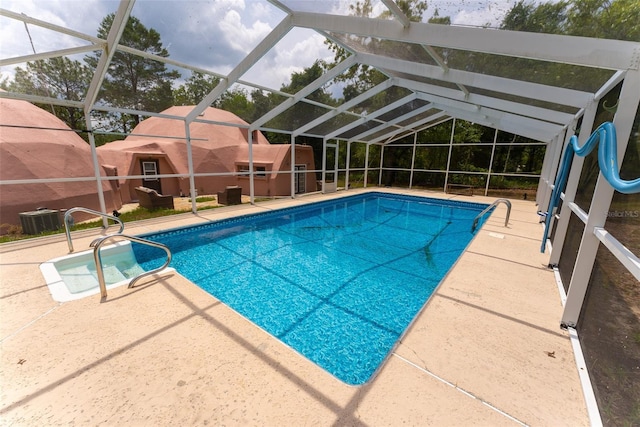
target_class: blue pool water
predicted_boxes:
[133,193,489,384]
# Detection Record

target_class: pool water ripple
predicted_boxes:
[133,193,489,384]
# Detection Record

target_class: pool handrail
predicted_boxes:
[539,122,640,252]
[90,233,172,300]
[471,198,511,232]
[64,207,124,253]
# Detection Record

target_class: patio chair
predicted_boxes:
[134,186,174,210]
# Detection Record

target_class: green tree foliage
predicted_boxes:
[85,13,180,133]
[323,0,381,102]
[325,0,427,102]
[173,71,255,121]
[501,1,568,33]
[2,57,91,138]
[501,0,639,41]
[379,0,428,20]
[173,72,220,106]
[428,9,451,25]
[218,88,254,122]
[444,0,636,93]
[566,0,640,41]
[267,60,339,171]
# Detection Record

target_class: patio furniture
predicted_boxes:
[134,186,174,210]
[217,186,242,205]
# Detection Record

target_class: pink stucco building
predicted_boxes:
[0,97,122,232]
[97,106,317,203]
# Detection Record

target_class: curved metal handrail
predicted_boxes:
[471,198,512,232]
[540,122,640,252]
[90,234,172,300]
[64,207,124,253]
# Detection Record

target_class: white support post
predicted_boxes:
[248,130,254,204]
[290,134,296,198]
[82,0,132,227]
[184,122,197,213]
[345,140,351,190]
[378,145,384,186]
[334,142,339,188]
[364,143,370,188]
[409,131,417,189]
[549,106,597,264]
[561,70,640,328]
[536,132,561,207]
[321,138,327,193]
[84,120,108,228]
[444,118,455,192]
[542,125,573,212]
[485,128,498,197]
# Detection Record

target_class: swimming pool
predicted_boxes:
[133,192,490,384]
[41,241,149,302]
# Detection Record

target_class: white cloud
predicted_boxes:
[240,30,334,90]
[220,9,273,54]
[0,0,113,81]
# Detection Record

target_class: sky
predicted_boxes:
[0,0,525,93]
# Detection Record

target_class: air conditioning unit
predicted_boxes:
[19,209,62,234]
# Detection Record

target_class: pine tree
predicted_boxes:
[85,13,180,134]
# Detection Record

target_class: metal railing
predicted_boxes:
[471,198,512,232]
[90,234,172,300]
[64,207,124,253]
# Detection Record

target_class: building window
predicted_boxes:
[142,161,158,181]
[237,165,267,178]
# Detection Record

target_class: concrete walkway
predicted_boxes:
[0,188,589,425]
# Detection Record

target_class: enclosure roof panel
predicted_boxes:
[1,0,639,144]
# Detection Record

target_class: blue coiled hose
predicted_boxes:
[540,122,640,253]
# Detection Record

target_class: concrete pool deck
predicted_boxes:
[0,188,590,425]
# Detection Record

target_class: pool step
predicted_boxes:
[56,251,145,294]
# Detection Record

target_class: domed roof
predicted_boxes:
[97,106,272,177]
[123,106,270,148]
[0,97,119,229]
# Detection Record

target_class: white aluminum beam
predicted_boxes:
[0,8,103,45]
[326,94,417,140]
[0,45,100,67]
[348,104,434,142]
[594,228,640,281]
[421,45,470,96]
[292,12,640,70]
[434,104,556,142]
[251,55,357,129]
[594,70,627,101]
[84,0,134,112]
[367,111,449,145]
[380,0,411,27]
[117,45,226,80]
[414,92,563,141]
[93,105,190,122]
[359,52,593,108]
[292,79,393,137]
[548,107,596,266]
[561,69,640,327]
[186,15,293,123]
[266,0,294,15]
[396,77,574,126]
[0,91,84,109]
